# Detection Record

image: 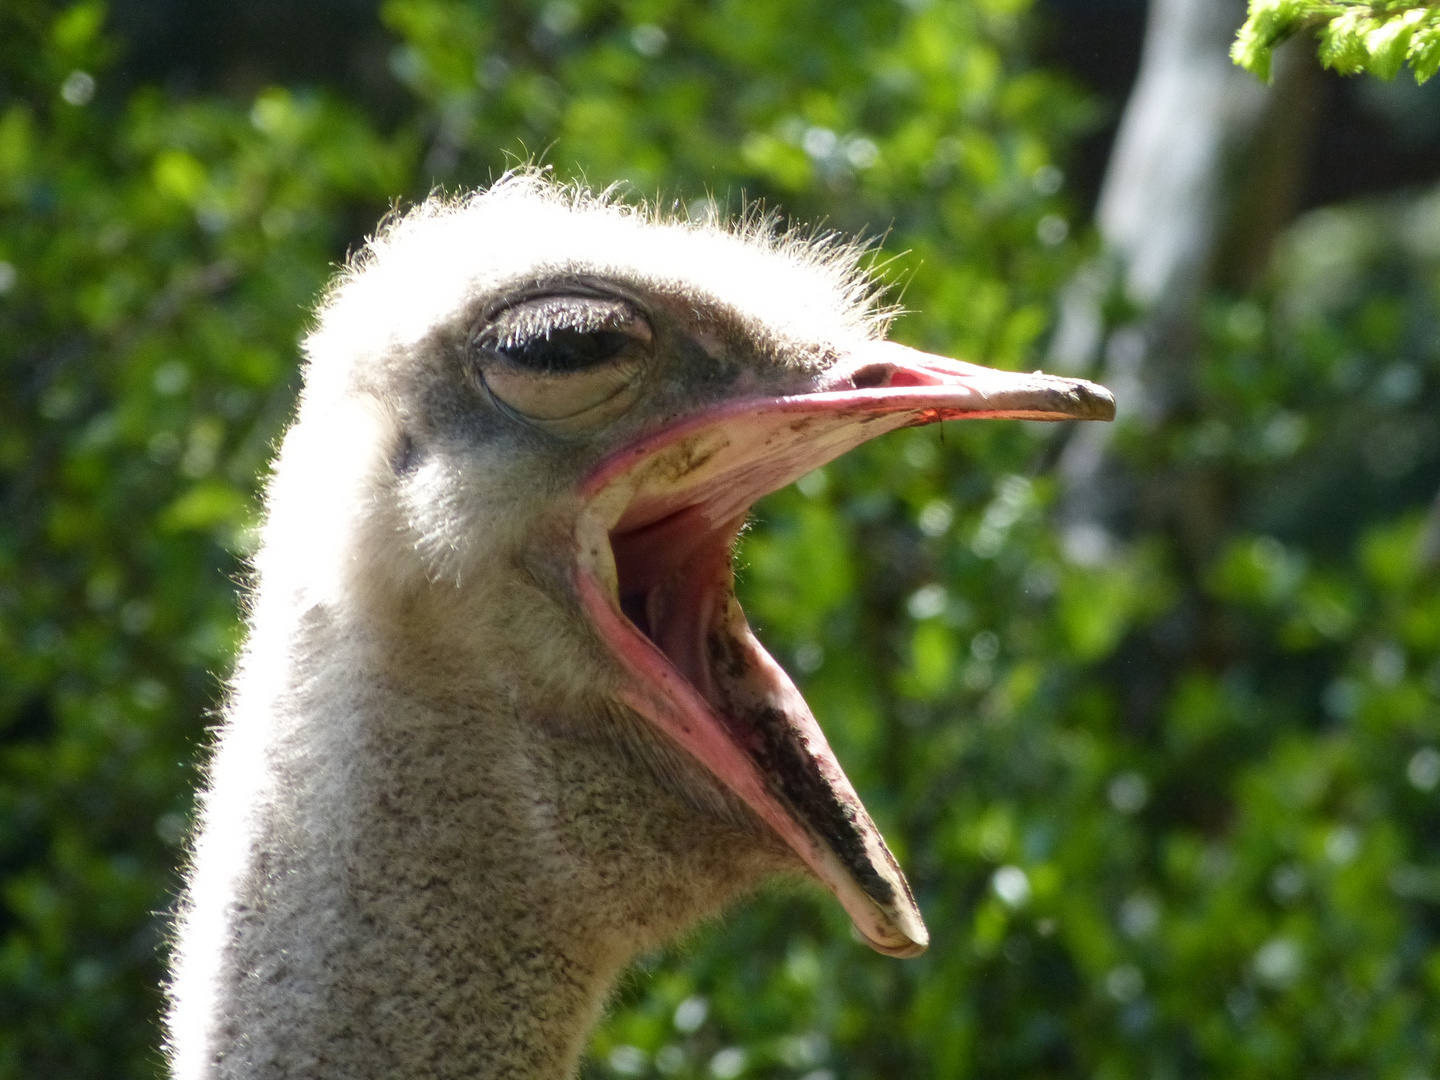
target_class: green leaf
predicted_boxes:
[1363,7,1425,79]
[1408,15,1440,81]
[1235,0,1440,83]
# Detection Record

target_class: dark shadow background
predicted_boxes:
[106,0,1440,220]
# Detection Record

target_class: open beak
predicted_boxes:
[574,341,1114,957]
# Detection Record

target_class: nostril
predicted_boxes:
[849,363,894,390]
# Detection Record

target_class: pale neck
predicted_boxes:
[174,624,633,1079]
[172,588,779,1079]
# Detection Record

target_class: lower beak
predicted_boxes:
[576,342,1113,956]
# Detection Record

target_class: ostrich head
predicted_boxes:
[171,173,1112,1079]
[264,173,1111,958]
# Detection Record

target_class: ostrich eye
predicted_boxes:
[474,295,652,431]
[496,327,635,373]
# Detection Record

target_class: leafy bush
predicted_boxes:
[5,1,1440,1078]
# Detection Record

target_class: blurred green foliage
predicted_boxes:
[4,0,1440,1078]
[0,3,408,1074]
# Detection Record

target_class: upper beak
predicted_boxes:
[575,342,1114,957]
[583,341,1114,533]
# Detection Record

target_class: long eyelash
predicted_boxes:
[477,296,650,373]
[492,298,637,347]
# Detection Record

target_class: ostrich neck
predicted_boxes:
[169,594,779,1080]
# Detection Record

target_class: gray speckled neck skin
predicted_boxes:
[186,600,784,1080]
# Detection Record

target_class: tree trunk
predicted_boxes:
[1049,0,1319,563]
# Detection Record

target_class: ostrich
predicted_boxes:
[165,173,1113,1079]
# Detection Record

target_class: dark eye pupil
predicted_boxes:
[497,328,630,373]
[478,295,651,376]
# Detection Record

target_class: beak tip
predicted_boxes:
[863,930,929,958]
[856,897,930,958]
[1066,378,1117,422]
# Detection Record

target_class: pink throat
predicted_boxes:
[577,490,927,957]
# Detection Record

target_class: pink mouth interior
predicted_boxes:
[586,418,929,957]
[608,501,912,915]
[613,506,735,710]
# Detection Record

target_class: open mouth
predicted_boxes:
[574,342,1114,956]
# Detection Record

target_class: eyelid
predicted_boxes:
[479,296,653,362]
[480,361,640,422]
[471,292,654,434]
